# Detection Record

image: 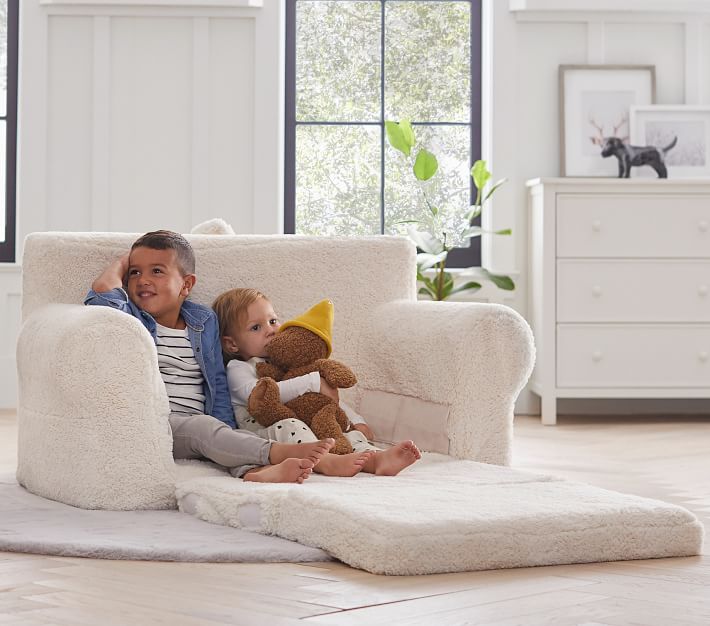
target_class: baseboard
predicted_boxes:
[0,356,17,409]
[516,387,710,417]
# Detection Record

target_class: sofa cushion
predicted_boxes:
[175,454,704,575]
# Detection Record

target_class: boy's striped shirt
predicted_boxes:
[155,323,206,415]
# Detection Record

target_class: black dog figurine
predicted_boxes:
[600,136,677,178]
[589,116,677,178]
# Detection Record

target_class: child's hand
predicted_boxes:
[92,252,130,292]
[117,252,130,284]
[351,423,374,441]
[319,377,340,403]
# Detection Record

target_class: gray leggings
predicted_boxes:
[169,412,272,477]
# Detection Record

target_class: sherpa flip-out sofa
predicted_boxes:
[16,232,702,575]
[17,232,534,510]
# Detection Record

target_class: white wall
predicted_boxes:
[2,0,710,416]
[489,0,710,415]
[0,0,282,407]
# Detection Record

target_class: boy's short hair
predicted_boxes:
[131,230,195,275]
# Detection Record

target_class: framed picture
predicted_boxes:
[559,65,656,176]
[629,105,710,178]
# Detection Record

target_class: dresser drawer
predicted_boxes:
[557,260,710,322]
[556,194,710,258]
[557,325,710,388]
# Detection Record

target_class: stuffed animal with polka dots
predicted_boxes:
[247,299,356,455]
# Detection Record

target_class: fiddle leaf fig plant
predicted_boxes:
[385,119,515,301]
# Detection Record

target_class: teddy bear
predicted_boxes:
[247,299,357,455]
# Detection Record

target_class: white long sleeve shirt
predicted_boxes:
[226,357,365,429]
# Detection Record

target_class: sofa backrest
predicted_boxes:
[22,232,416,365]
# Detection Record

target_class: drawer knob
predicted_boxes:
[591,220,602,232]
[592,350,603,362]
[699,220,709,233]
[699,285,709,297]
[592,285,603,297]
[699,351,709,363]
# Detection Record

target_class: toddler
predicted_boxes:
[213,288,421,476]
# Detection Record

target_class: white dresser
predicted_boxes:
[527,178,710,425]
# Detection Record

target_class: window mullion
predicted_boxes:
[379,0,386,235]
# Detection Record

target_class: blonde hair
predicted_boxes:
[212,288,269,364]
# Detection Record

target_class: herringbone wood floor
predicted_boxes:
[1,409,708,626]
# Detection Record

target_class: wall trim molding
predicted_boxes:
[510,0,710,14]
[40,3,261,18]
[91,16,110,231]
[41,0,262,7]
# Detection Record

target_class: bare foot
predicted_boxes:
[243,458,314,484]
[315,451,373,477]
[268,438,334,467]
[364,441,421,476]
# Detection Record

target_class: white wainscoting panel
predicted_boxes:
[0,268,22,408]
[517,21,587,179]
[604,22,685,104]
[208,17,255,233]
[18,0,273,255]
[47,16,94,231]
[109,17,193,231]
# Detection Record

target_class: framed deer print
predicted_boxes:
[559,65,656,176]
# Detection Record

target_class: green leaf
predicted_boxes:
[418,286,435,300]
[385,121,411,157]
[416,251,448,271]
[460,226,512,239]
[460,226,483,239]
[430,205,439,217]
[450,281,482,296]
[464,205,482,222]
[421,275,437,291]
[440,272,455,300]
[413,149,438,181]
[482,177,507,203]
[480,268,515,290]
[416,269,438,291]
[471,160,491,191]
[392,219,421,226]
[407,227,444,254]
[400,119,416,149]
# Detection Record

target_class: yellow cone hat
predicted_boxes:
[280,299,334,357]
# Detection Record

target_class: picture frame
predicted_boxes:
[629,105,710,178]
[559,65,656,177]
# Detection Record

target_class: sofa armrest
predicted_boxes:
[356,300,535,465]
[16,304,176,510]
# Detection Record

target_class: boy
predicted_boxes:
[85,230,334,483]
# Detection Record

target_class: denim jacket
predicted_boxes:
[85,288,236,428]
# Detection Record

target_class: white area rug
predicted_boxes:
[0,473,330,563]
[176,454,704,575]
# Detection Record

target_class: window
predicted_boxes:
[285,0,482,266]
[0,0,17,263]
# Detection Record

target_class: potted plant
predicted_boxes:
[386,119,514,301]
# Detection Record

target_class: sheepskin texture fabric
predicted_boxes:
[18,232,535,510]
[190,218,235,235]
[176,454,704,576]
[0,471,330,563]
[16,303,177,510]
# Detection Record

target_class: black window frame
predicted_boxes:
[0,0,18,263]
[285,0,482,268]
